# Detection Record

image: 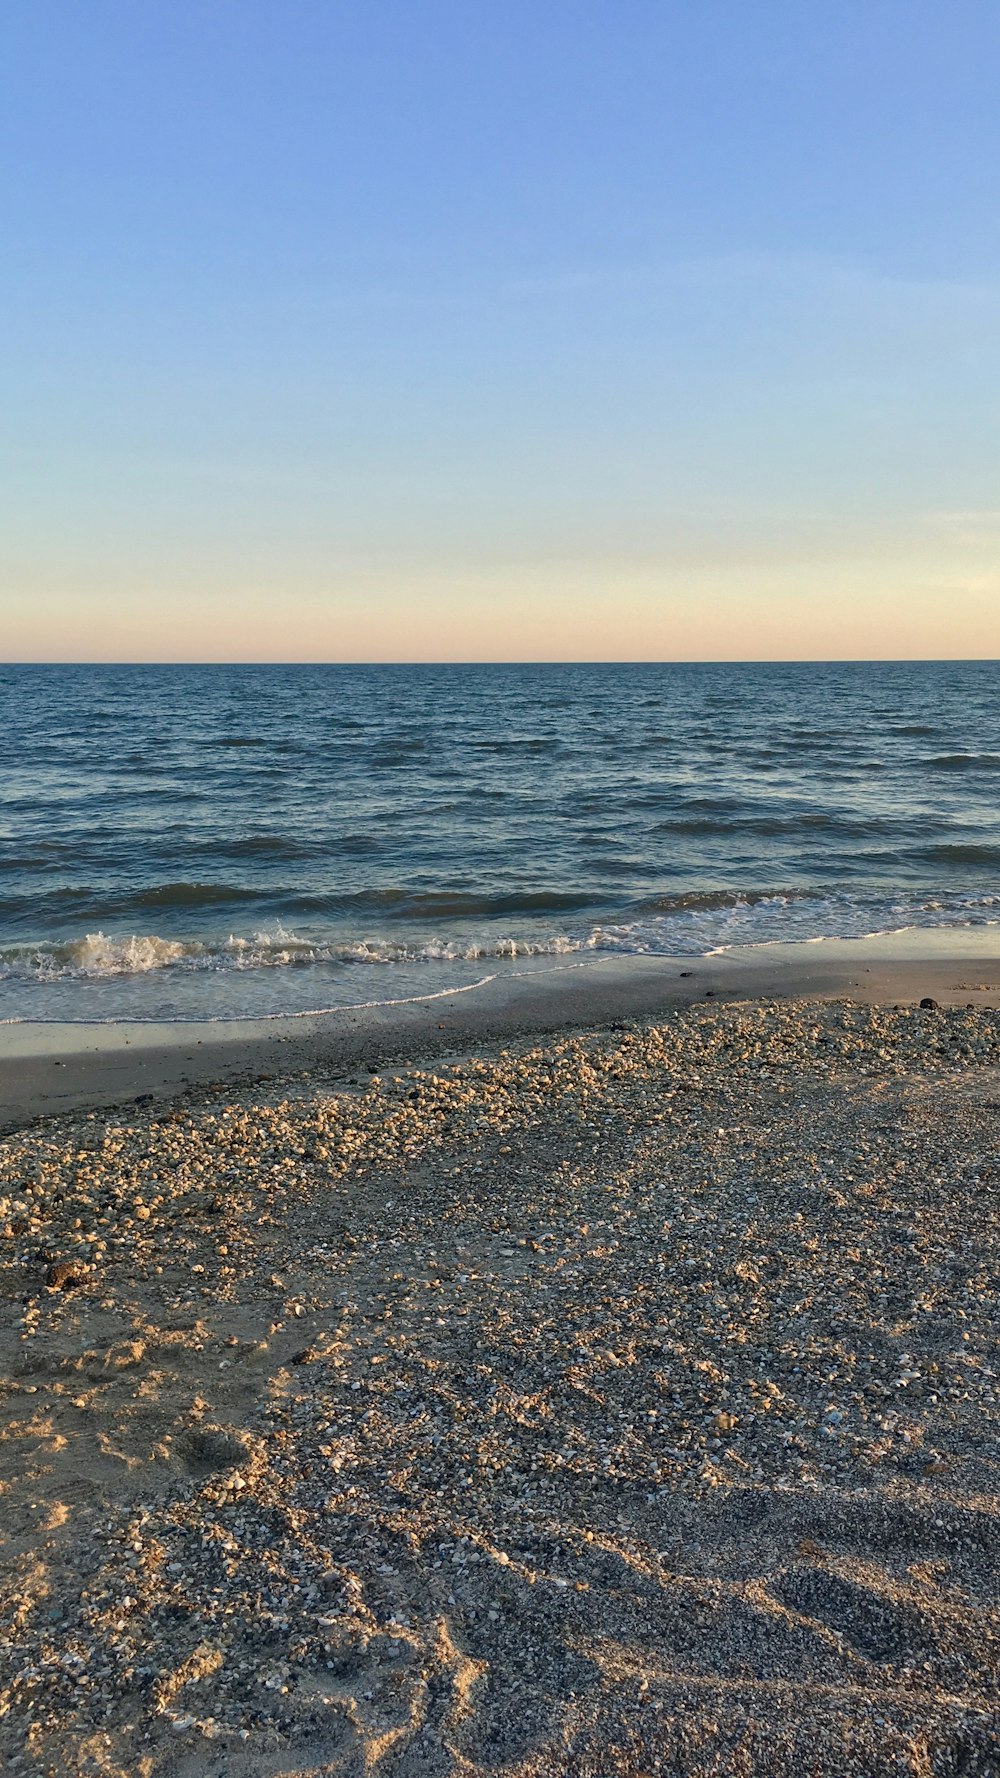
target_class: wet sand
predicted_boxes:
[3,934,1000,1130]
[1,955,1000,1775]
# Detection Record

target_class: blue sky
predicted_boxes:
[2,1,999,659]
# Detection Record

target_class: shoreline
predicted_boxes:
[3,932,1000,1127]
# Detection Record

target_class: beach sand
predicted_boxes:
[1,955,1000,1775]
[3,933,1000,1132]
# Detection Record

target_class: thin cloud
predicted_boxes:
[925,511,1000,547]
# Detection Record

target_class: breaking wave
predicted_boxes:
[0,924,585,985]
[3,888,999,996]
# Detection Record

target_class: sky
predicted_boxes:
[2,1,999,662]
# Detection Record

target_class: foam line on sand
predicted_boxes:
[2,934,1000,1126]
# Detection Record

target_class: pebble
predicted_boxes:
[0,998,998,1776]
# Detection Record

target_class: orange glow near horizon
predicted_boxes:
[3,556,998,663]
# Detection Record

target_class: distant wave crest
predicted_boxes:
[924,753,1000,772]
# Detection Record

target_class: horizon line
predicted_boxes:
[2,656,999,669]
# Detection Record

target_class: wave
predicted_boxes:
[634,887,820,915]
[923,753,1000,771]
[2,885,1000,1000]
[11,932,198,978]
[470,737,562,754]
[0,854,72,873]
[115,882,265,910]
[0,881,600,924]
[191,835,318,860]
[0,925,584,983]
[368,744,432,767]
[650,813,921,839]
[919,843,1000,864]
[199,735,272,748]
[335,888,598,919]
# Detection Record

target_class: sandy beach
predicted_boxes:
[2,953,1000,1775]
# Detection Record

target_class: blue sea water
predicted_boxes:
[1,660,998,1022]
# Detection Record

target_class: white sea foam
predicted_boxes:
[0,925,587,983]
[2,893,998,996]
[49,932,196,976]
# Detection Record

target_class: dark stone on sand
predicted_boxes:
[45,1259,91,1292]
[919,997,940,1010]
[176,1424,249,1476]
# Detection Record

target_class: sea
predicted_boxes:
[1,660,998,1024]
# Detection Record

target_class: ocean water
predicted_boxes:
[1,660,998,1023]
